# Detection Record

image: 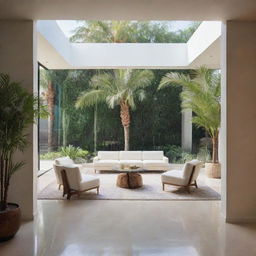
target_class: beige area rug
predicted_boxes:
[38,173,220,201]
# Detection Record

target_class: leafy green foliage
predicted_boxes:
[0,73,41,210]
[60,145,89,160]
[70,21,200,43]
[40,145,89,163]
[197,146,211,162]
[76,69,154,110]
[40,151,63,160]
[164,145,195,164]
[39,69,187,152]
[159,67,221,162]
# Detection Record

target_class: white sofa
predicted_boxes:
[93,151,169,172]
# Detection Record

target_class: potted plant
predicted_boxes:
[0,73,47,241]
[159,67,221,178]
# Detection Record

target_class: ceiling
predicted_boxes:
[1,0,256,21]
[37,21,220,69]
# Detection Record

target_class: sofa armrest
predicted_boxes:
[93,156,99,163]
[163,156,169,164]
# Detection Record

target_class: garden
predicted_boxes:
[39,20,216,165]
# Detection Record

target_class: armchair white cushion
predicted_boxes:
[161,159,202,190]
[53,156,75,187]
[54,156,74,166]
[61,165,100,199]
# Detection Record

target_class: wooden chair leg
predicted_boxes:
[96,187,99,194]
[67,192,72,200]
[162,183,165,191]
[194,180,198,188]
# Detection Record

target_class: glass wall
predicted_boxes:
[38,68,206,171]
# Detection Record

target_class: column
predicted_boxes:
[221,21,256,222]
[181,109,192,152]
[0,21,37,220]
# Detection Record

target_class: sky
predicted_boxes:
[57,20,194,38]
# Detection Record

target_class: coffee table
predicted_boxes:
[113,168,146,189]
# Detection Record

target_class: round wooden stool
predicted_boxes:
[116,172,143,189]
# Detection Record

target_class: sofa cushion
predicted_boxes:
[120,160,143,167]
[94,160,120,167]
[143,160,168,167]
[119,151,142,160]
[142,151,164,160]
[54,156,74,166]
[98,151,119,160]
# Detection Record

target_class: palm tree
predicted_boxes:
[158,67,220,163]
[70,21,201,44]
[70,21,138,43]
[76,69,154,151]
[40,69,56,152]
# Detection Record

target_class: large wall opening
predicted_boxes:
[36,20,221,201]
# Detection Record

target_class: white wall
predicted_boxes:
[187,21,221,63]
[0,21,37,220]
[223,21,256,222]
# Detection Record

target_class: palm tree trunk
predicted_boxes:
[212,135,219,163]
[47,82,55,152]
[94,104,98,153]
[124,126,129,151]
[120,101,130,151]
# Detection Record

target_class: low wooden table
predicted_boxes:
[114,168,145,189]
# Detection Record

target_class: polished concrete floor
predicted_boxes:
[1,200,256,256]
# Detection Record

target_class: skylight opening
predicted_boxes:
[56,20,201,43]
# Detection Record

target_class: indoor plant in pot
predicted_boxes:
[159,66,221,178]
[0,73,47,241]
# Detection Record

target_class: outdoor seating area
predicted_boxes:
[38,154,220,200]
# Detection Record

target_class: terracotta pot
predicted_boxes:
[0,203,21,242]
[205,162,221,178]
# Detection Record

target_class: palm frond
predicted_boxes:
[158,67,221,138]
[75,89,106,109]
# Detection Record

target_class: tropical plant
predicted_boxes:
[0,73,47,211]
[76,69,154,150]
[60,145,89,160]
[164,145,195,164]
[40,151,63,160]
[159,67,221,163]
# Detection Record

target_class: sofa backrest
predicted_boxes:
[119,151,142,160]
[142,151,164,160]
[98,151,119,160]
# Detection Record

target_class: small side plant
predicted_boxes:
[0,73,48,211]
[164,145,195,164]
[40,145,90,163]
[61,145,89,161]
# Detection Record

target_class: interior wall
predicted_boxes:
[224,21,256,222]
[0,20,37,220]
